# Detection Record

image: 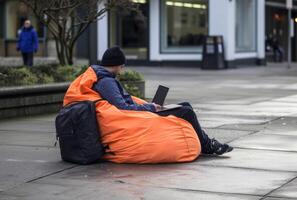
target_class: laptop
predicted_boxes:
[152,85,182,112]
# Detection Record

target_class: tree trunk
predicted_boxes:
[66,45,74,65]
[55,38,65,65]
[54,38,74,66]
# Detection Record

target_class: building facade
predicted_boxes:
[4,0,288,67]
[97,0,266,67]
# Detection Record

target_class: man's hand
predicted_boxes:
[152,103,162,112]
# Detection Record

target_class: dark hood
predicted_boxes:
[91,65,116,79]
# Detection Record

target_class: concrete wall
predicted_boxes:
[209,0,235,61]
[257,0,266,60]
[97,1,108,62]
[0,83,69,119]
[209,0,265,62]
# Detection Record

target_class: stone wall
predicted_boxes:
[0,57,58,67]
[0,83,69,119]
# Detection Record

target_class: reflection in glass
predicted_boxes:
[235,0,257,52]
[161,0,208,53]
[109,0,148,60]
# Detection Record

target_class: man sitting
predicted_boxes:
[92,46,233,155]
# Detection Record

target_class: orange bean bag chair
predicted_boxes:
[63,67,201,163]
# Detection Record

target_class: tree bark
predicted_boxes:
[66,44,74,66]
[54,37,73,66]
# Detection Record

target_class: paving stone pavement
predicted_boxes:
[1,63,297,199]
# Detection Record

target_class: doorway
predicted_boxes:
[109,1,149,61]
[265,4,297,62]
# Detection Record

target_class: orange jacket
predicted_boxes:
[63,67,201,163]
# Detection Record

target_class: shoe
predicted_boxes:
[202,138,233,155]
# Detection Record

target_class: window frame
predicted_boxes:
[108,1,150,60]
[235,0,258,53]
[159,0,209,54]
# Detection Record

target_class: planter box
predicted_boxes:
[0,82,70,119]
[0,80,146,119]
[120,80,145,99]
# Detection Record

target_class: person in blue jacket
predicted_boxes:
[17,19,39,66]
[91,46,233,155]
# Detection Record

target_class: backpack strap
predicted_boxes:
[63,98,105,108]
[93,98,105,104]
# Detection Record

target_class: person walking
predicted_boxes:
[17,19,39,66]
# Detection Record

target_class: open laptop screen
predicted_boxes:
[152,85,169,106]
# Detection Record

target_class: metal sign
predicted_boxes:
[287,0,293,9]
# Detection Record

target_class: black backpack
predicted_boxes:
[55,99,106,164]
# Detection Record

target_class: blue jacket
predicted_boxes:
[17,26,39,53]
[91,65,156,112]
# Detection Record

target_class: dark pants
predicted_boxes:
[156,102,210,149]
[22,52,34,66]
[273,47,284,62]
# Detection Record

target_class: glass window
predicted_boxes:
[161,0,208,53]
[266,0,286,5]
[109,0,148,60]
[235,0,257,52]
[265,6,287,58]
[5,1,44,39]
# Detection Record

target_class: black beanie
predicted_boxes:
[100,46,126,66]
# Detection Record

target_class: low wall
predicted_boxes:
[0,83,70,119]
[0,57,58,67]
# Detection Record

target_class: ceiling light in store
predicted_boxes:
[174,2,183,7]
[166,1,206,9]
[193,4,202,8]
[184,3,193,8]
[132,0,146,4]
[166,1,174,6]
[295,18,297,23]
